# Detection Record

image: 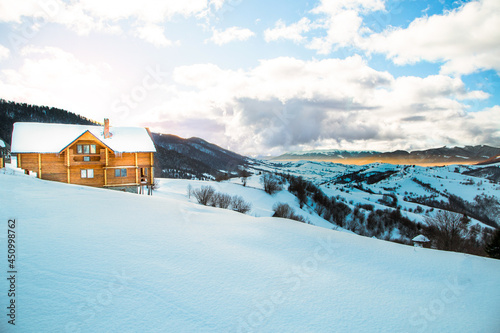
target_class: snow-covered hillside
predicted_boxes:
[255,160,500,230]
[155,177,335,230]
[1,171,499,332]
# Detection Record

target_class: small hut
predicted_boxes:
[412,234,430,248]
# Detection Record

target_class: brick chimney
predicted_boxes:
[104,118,112,139]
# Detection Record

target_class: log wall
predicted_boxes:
[16,137,154,188]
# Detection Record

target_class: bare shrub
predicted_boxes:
[424,210,470,252]
[213,192,232,209]
[261,173,283,195]
[210,192,221,207]
[151,179,160,191]
[231,195,252,214]
[272,202,308,223]
[193,186,216,206]
[273,202,294,218]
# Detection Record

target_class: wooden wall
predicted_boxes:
[16,140,154,188]
[41,153,67,182]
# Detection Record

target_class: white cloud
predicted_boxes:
[0,0,227,45]
[306,0,385,53]
[312,0,385,13]
[0,0,122,36]
[0,44,9,61]
[264,0,500,75]
[264,18,312,43]
[208,26,255,45]
[153,56,494,155]
[262,0,385,54]
[0,0,42,23]
[133,24,176,48]
[0,46,111,120]
[363,0,500,75]
[80,0,211,23]
[0,0,215,24]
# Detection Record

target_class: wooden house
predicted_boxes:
[10,120,156,193]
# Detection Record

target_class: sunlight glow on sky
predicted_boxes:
[0,0,499,156]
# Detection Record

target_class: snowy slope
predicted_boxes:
[255,160,500,228]
[155,177,335,230]
[1,173,500,332]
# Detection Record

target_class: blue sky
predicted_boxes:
[0,0,499,156]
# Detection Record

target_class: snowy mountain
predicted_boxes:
[152,133,248,179]
[251,159,500,253]
[273,145,500,166]
[1,167,499,332]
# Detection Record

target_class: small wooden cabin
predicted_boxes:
[11,120,156,193]
[412,234,430,248]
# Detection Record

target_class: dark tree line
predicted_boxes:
[0,99,98,145]
[407,193,499,228]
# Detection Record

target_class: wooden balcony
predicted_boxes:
[66,149,106,166]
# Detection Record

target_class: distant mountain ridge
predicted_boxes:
[273,145,500,166]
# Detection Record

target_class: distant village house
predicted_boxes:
[412,234,430,248]
[10,120,156,194]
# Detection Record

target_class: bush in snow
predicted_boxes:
[378,193,398,208]
[231,195,252,214]
[238,169,251,187]
[356,203,374,211]
[151,179,160,191]
[288,176,308,208]
[261,173,283,195]
[272,202,294,218]
[193,185,216,205]
[212,192,232,209]
[272,202,308,223]
[424,211,470,252]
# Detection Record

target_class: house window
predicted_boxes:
[81,169,94,178]
[83,156,90,162]
[115,168,127,177]
[77,144,97,154]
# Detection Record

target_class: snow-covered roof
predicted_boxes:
[11,122,156,153]
[412,234,430,243]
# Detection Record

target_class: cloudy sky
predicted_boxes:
[0,0,499,156]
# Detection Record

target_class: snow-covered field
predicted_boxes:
[1,169,500,332]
